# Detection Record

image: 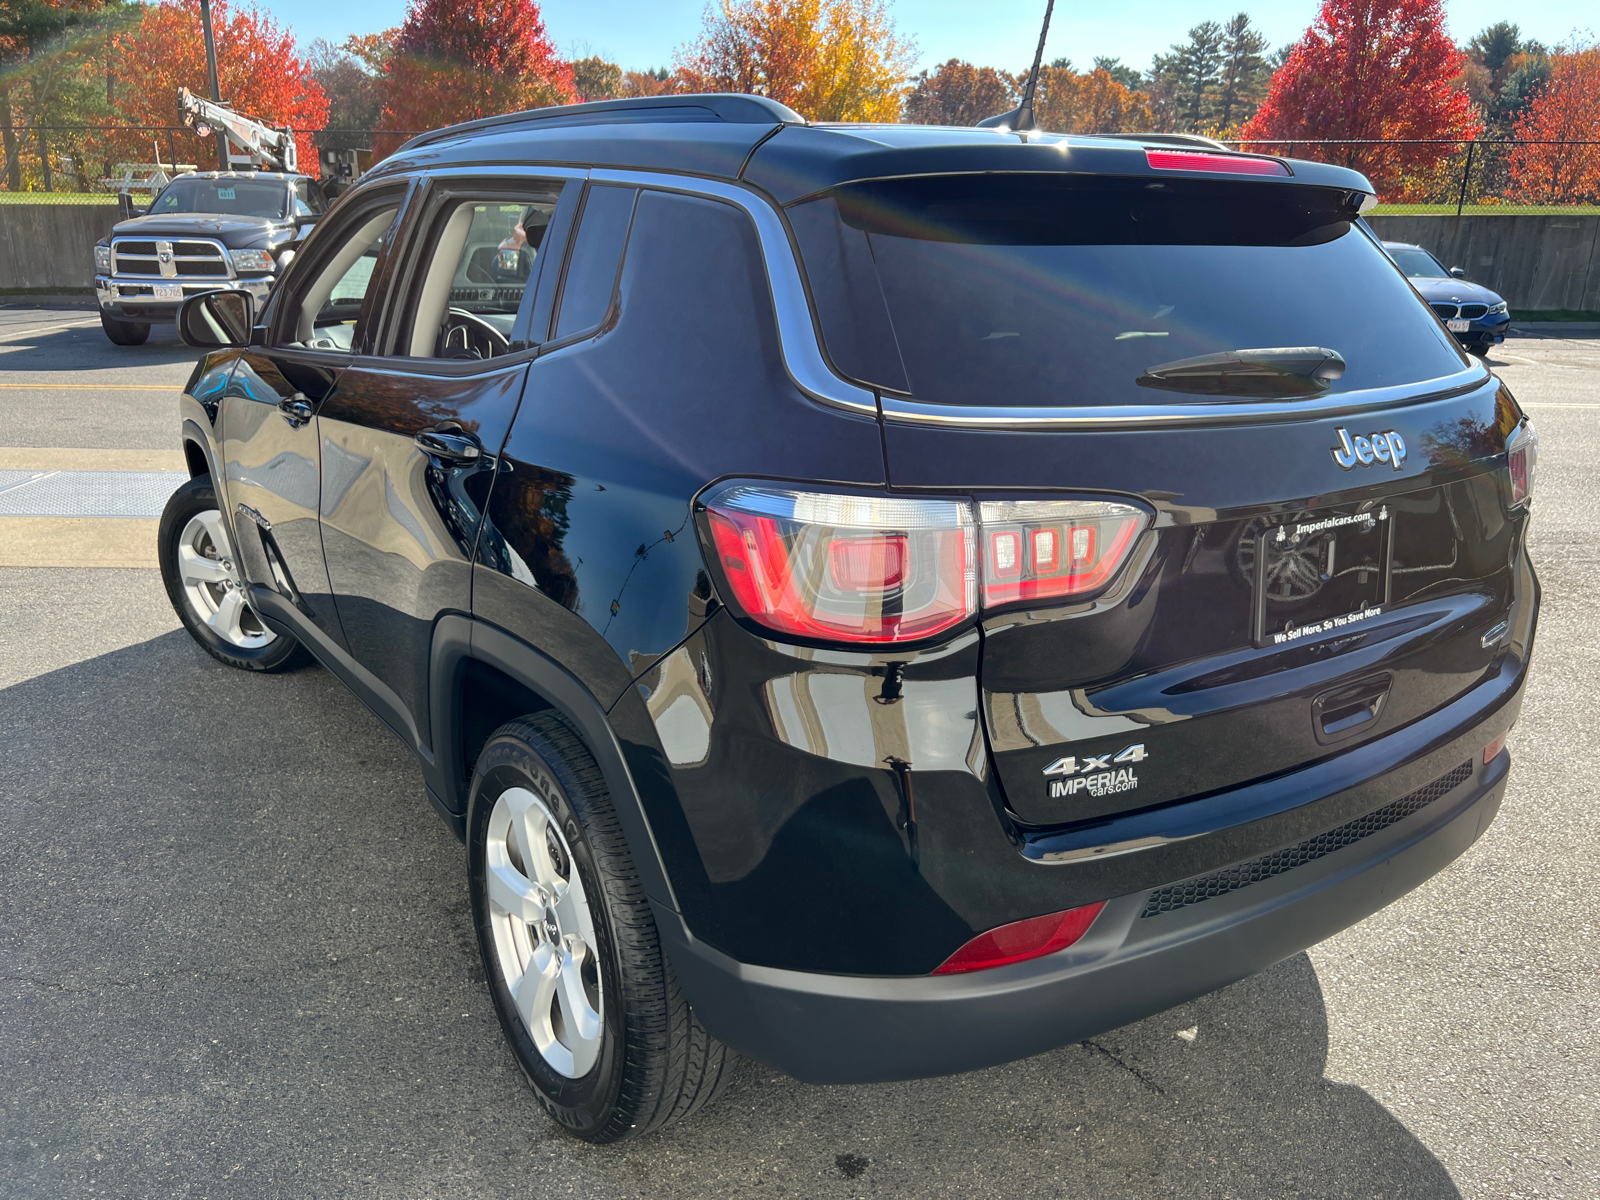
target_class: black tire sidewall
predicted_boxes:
[158,476,301,672]
[100,314,149,345]
[467,731,628,1137]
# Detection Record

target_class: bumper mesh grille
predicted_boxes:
[1140,761,1474,918]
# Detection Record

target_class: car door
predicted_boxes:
[219,183,409,653]
[315,172,584,750]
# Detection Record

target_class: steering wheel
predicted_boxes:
[440,308,510,360]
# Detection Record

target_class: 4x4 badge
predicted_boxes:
[1332,427,1406,471]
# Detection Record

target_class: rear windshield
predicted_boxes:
[149,177,288,219]
[789,174,1466,407]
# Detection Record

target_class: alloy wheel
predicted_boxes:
[176,509,276,649]
[485,786,605,1078]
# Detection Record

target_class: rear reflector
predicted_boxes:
[1483,733,1507,765]
[933,902,1107,975]
[979,499,1146,608]
[1146,149,1290,177]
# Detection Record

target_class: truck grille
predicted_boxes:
[1140,761,1475,918]
[111,236,232,280]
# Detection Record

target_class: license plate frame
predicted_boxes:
[153,284,183,302]
[1447,318,1471,333]
[1253,508,1394,648]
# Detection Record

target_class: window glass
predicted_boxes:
[405,193,561,358]
[789,174,1466,408]
[1388,247,1450,278]
[283,205,399,352]
[293,180,326,216]
[150,177,287,219]
[554,186,637,340]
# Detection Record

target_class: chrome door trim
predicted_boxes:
[589,167,880,418]
[417,163,591,184]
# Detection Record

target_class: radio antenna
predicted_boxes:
[977,0,1056,132]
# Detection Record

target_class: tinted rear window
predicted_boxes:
[790,174,1465,407]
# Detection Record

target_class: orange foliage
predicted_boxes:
[1033,65,1153,134]
[110,0,328,168]
[675,0,915,122]
[374,0,574,156]
[1507,48,1600,204]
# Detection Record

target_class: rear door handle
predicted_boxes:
[414,429,482,465]
[277,394,313,428]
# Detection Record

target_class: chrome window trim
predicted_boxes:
[580,167,1493,430]
[589,167,879,418]
[878,368,1492,430]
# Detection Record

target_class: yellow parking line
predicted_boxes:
[0,382,182,391]
[0,448,188,471]
[0,516,159,568]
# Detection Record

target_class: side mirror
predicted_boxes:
[116,191,147,220]
[179,289,254,349]
[1450,267,1466,279]
[293,212,322,229]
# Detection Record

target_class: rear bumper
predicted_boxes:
[662,750,1506,1083]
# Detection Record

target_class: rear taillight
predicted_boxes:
[701,485,1148,646]
[1507,421,1537,508]
[979,500,1146,607]
[932,902,1106,975]
[1146,149,1290,176]
[704,486,976,644]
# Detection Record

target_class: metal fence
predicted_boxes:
[4,127,1599,214]
[0,125,423,201]
[1220,138,1600,214]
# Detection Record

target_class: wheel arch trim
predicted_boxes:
[438,617,681,913]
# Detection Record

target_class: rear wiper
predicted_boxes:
[1136,347,1346,398]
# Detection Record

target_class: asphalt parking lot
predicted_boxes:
[2,303,1596,1199]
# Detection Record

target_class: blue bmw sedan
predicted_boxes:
[1383,241,1510,357]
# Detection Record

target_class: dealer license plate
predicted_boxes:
[153,284,183,302]
[1253,507,1393,647]
[1447,318,1471,332]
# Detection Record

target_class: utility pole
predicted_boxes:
[198,0,229,171]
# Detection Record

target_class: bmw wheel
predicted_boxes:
[468,712,736,1141]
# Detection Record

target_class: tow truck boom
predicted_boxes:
[177,87,297,172]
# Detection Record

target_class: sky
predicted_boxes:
[266,0,1593,72]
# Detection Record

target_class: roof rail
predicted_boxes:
[1091,132,1231,152]
[399,94,806,154]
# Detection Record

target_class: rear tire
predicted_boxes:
[468,712,737,1142]
[100,313,150,346]
[1465,342,1491,358]
[158,475,307,672]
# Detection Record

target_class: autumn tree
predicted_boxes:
[621,66,675,97]
[308,32,397,151]
[903,58,1012,125]
[1,0,135,189]
[1092,56,1142,90]
[374,0,574,155]
[1506,46,1600,204]
[675,0,916,122]
[112,0,329,170]
[1239,0,1481,195]
[1031,64,1152,134]
[572,56,623,102]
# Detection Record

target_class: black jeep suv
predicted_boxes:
[159,95,1539,1142]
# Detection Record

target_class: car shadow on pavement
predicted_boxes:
[1,318,198,370]
[0,630,1461,1200]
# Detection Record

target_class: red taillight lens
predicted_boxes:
[704,486,976,645]
[979,500,1146,609]
[1483,733,1507,765]
[702,486,1148,645]
[1505,421,1537,508]
[932,902,1106,975]
[1146,149,1290,176]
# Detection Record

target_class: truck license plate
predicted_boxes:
[1447,318,1470,332]
[154,284,183,301]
